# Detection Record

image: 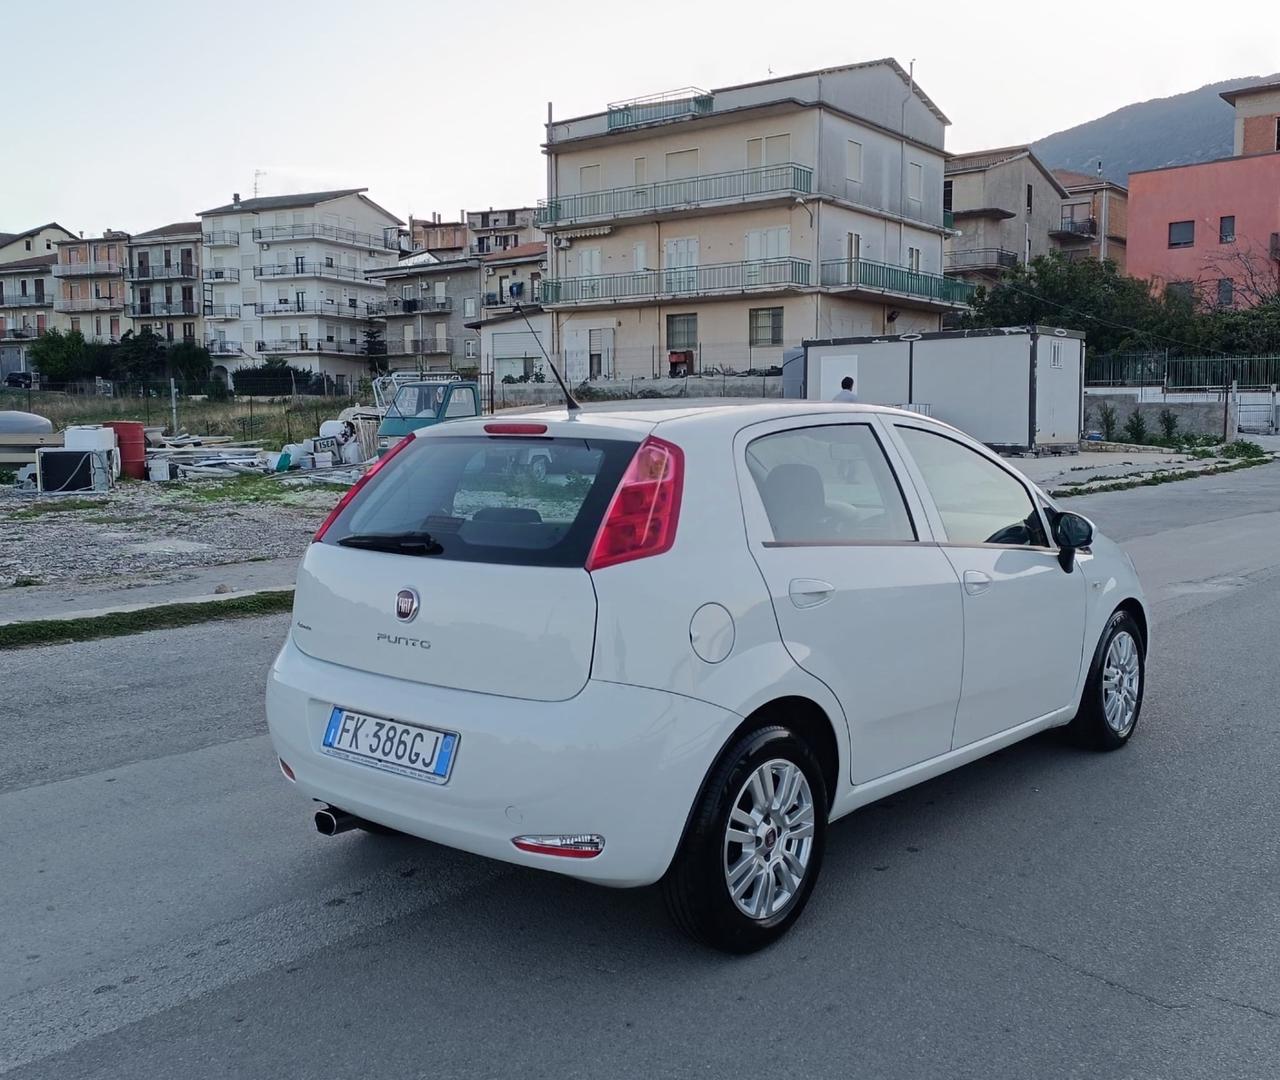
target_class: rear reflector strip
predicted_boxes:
[512,834,605,859]
[484,423,548,435]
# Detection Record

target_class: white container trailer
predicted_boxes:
[783,326,1085,452]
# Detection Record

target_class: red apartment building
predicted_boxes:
[1127,80,1280,308]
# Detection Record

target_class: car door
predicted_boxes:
[889,423,1087,749]
[738,416,965,784]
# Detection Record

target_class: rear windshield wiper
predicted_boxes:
[336,531,443,556]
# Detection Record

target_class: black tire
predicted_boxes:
[1068,610,1146,751]
[663,725,828,954]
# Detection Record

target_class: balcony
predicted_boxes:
[205,339,242,355]
[944,248,1019,273]
[253,223,400,252]
[536,163,814,228]
[203,304,241,319]
[203,231,240,246]
[943,210,955,230]
[1,325,43,340]
[821,258,976,307]
[541,258,812,306]
[606,87,713,131]
[52,261,122,278]
[368,296,453,316]
[256,339,364,356]
[256,300,370,319]
[53,296,125,312]
[254,262,367,283]
[0,293,52,308]
[125,263,197,282]
[1051,217,1097,240]
[127,302,199,317]
[383,338,454,356]
[203,267,241,283]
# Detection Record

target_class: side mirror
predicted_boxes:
[1052,511,1094,572]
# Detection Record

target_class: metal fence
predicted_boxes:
[1086,352,1280,390]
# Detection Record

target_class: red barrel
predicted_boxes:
[105,420,146,480]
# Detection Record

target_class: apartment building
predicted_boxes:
[467,207,541,256]
[943,146,1069,284]
[366,250,483,371]
[1128,83,1280,309]
[473,243,550,381]
[125,222,201,344]
[52,231,129,343]
[410,213,470,260]
[1052,170,1128,270]
[538,60,971,381]
[197,188,405,385]
[0,254,56,376]
[0,223,76,264]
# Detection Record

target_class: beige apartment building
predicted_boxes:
[125,222,202,343]
[52,231,129,343]
[0,223,76,265]
[1053,170,1128,270]
[0,254,56,376]
[538,60,973,381]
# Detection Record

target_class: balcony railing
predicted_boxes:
[203,267,241,283]
[943,210,955,230]
[541,258,812,305]
[126,302,199,317]
[125,264,196,281]
[256,338,364,355]
[383,337,455,356]
[53,296,125,312]
[203,304,241,319]
[944,248,1020,272]
[205,339,242,355]
[368,296,453,316]
[256,300,370,318]
[606,88,713,130]
[254,262,367,282]
[1,325,44,340]
[203,231,240,246]
[821,258,976,305]
[1052,217,1097,238]
[536,163,814,227]
[52,261,122,278]
[0,293,52,307]
[253,223,400,251]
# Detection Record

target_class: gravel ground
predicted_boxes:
[0,478,346,590]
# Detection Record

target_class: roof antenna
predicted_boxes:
[513,303,580,412]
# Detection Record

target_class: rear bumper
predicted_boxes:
[266,636,742,886]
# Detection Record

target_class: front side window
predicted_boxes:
[897,426,1046,547]
[748,306,783,347]
[1168,220,1195,248]
[444,387,478,418]
[746,424,915,544]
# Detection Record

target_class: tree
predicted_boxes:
[27,328,89,383]
[166,340,213,385]
[363,323,387,374]
[113,328,167,384]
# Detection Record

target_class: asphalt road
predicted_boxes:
[4,463,1280,1080]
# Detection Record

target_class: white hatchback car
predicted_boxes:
[267,403,1147,952]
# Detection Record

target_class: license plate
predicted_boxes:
[322,707,458,784]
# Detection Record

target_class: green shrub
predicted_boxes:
[1098,402,1118,441]
[1158,408,1179,441]
[1123,409,1150,445]
[1220,440,1265,459]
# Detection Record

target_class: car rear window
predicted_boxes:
[322,435,639,566]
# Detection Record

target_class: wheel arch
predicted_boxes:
[1114,596,1148,652]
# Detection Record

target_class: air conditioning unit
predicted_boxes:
[484,266,495,277]
[552,235,572,249]
[260,243,270,251]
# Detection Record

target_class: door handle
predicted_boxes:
[788,578,835,609]
[963,570,993,596]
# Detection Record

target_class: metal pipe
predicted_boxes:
[314,807,358,836]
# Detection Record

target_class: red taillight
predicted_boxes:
[484,422,548,435]
[586,435,683,571]
[312,434,414,542]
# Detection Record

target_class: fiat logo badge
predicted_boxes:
[395,588,420,622]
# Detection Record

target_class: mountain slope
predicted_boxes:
[1032,74,1280,184]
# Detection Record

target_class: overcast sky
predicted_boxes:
[5,0,1278,236]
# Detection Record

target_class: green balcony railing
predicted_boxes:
[943,209,955,230]
[821,258,975,305]
[606,89,713,130]
[536,163,813,227]
[541,258,812,305]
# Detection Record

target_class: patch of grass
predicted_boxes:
[1220,439,1265,459]
[10,574,43,587]
[1051,456,1273,498]
[0,468,15,486]
[10,497,109,519]
[0,589,295,650]
[179,475,290,505]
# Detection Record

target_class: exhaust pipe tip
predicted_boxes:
[314,807,356,836]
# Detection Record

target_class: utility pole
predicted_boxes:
[1097,159,1109,262]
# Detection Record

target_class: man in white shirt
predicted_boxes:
[832,376,858,403]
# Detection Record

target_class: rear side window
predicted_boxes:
[896,426,1047,547]
[322,436,637,566]
[746,423,915,543]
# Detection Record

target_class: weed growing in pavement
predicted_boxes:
[1220,440,1266,459]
